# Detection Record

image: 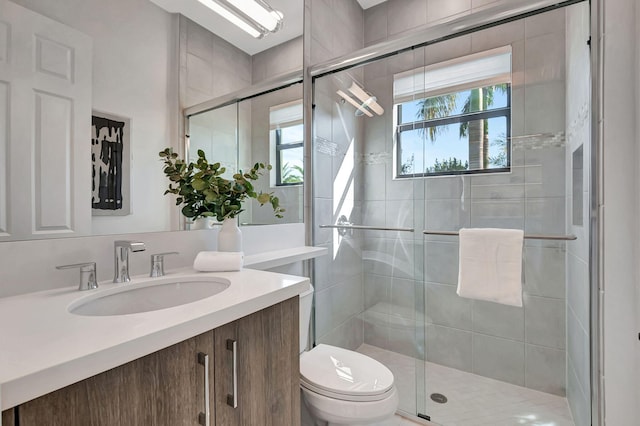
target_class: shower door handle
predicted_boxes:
[319,224,415,232]
[319,215,414,236]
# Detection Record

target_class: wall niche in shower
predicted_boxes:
[572,145,584,226]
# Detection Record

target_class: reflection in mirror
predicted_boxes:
[186,81,303,227]
[239,84,303,225]
[188,104,239,179]
[1,0,302,242]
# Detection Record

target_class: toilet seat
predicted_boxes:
[300,344,395,402]
[301,377,397,402]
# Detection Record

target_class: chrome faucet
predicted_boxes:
[113,240,146,283]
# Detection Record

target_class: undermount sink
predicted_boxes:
[68,277,230,316]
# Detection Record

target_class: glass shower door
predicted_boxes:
[311,63,427,419]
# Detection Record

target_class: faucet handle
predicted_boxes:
[56,262,98,291]
[150,252,179,277]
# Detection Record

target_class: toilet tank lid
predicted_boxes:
[300,344,394,397]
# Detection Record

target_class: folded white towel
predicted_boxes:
[193,251,244,272]
[457,228,524,307]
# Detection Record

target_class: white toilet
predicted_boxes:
[299,285,399,426]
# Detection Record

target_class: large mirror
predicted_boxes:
[187,81,304,227]
[1,0,303,242]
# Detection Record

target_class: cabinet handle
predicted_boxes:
[197,352,210,426]
[226,339,238,408]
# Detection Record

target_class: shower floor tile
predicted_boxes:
[358,344,575,426]
[373,415,426,426]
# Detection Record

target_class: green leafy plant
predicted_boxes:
[159,148,284,221]
[281,162,303,184]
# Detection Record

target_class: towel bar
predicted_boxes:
[320,215,415,234]
[320,224,415,232]
[423,230,577,241]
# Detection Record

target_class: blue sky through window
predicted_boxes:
[398,87,509,174]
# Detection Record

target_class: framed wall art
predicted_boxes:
[91,111,131,216]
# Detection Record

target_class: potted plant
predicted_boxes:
[159,148,284,251]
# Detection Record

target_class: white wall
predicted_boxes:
[601,0,640,424]
[252,36,303,84]
[12,0,180,236]
[0,223,305,298]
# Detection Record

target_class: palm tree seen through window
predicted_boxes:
[396,83,510,177]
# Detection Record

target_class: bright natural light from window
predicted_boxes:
[393,47,512,177]
[332,102,355,259]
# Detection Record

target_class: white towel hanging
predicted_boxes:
[457,228,524,307]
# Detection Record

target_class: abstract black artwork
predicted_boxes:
[91,112,130,215]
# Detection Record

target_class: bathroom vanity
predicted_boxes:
[0,269,308,426]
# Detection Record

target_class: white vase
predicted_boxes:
[191,217,213,230]
[218,218,242,252]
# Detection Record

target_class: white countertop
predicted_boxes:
[0,268,310,411]
[244,246,327,270]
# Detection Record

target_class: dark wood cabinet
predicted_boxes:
[214,296,299,426]
[9,331,214,426]
[1,408,14,425]
[1,298,299,426]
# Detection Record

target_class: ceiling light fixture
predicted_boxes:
[198,0,284,39]
[227,0,284,32]
[348,82,385,115]
[337,90,374,117]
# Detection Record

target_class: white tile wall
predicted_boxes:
[473,300,525,341]
[426,282,473,330]
[181,17,252,108]
[251,37,302,84]
[525,343,567,395]
[426,0,471,24]
[564,4,591,422]
[472,333,525,386]
[426,324,473,371]
[387,0,427,36]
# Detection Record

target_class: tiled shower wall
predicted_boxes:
[565,3,591,425]
[358,7,569,396]
[309,0,367,350]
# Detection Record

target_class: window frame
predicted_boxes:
[274,124,304,187]
[395,84,512,178]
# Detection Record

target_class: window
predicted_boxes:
[270,100,303,186]
[393,47,512,177]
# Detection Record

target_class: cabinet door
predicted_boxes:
[16,331,214,426]
[2,408,14,425]
[214,297,300,426]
